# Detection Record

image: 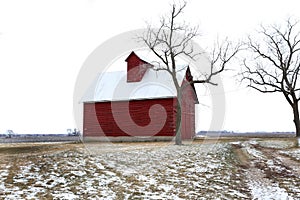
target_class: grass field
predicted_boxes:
[0,138,299,199]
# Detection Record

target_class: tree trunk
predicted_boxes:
[292,102,300,137]
[175,96,182,145]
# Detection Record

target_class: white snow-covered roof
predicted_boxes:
[82,66,188,102]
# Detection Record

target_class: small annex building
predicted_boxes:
[82,51,198,141]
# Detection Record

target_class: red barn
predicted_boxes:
[82,51,198,141]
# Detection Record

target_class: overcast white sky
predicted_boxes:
[0,0,299,134]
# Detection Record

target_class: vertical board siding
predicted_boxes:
[180,80,196,139]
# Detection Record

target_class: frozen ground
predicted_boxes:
[0,139,299,199]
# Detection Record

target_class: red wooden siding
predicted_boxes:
[84,89,196,140]
[180,80,196,139]
[125,52,151,82]
[83,98,176,137]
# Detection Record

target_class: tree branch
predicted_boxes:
[241,18,300,108]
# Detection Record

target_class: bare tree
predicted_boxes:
[140,1,240,145]
[241,18,300,137]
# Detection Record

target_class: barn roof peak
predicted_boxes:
[125,51,148,63]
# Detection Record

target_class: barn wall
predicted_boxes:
[83,98,176,137]
[180,80,196,140]
[83,103,106,137]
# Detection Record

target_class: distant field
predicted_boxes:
[0,136,80,143]
[0,138,299,199]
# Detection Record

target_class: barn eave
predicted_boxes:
[82,96,177,103]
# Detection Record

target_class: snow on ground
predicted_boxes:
[257,140,296,149]
[280,148,300,161]
[239,140,300,200]
[0,139,299,199]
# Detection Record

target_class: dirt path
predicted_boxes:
[262,147,300,176]
[233,140,300,199]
